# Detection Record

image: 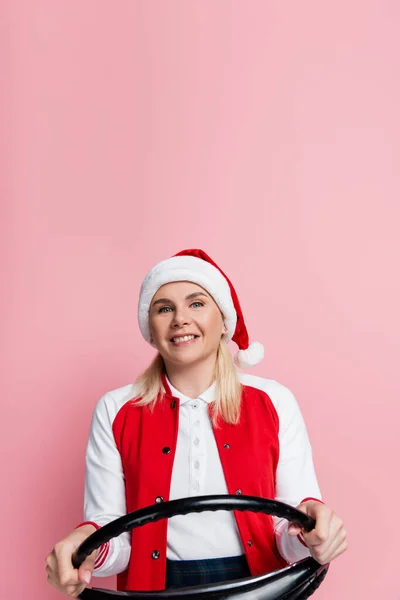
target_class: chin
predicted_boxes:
[171,354,203,366]
[163,348,206,366]
[177,349,218,367]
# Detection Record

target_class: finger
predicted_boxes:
[304,510,334,547]
[54,543,81,587]
[327,514,345,538]
[46,563,60,582]
[45,551,57,572]
[314,507,334,543]
[328,538,349,561]
[318,516,346,552]
[46,565,53,579]
[46,555,60,588]
[65,584,86,598]
[316,537,348,564]
[72,583,87,598]
[310,518,346,563]
[312,532,341,564]
[47,574,58,590]
[315,525,347,564]
[64,583,85,598]
[77,549,98,585]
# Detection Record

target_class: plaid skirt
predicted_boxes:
[165,555,251,589]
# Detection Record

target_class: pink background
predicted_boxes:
[2,1,399,598]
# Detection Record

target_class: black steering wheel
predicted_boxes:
[72,495,329,600]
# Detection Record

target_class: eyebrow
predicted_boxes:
[151,292,209,307]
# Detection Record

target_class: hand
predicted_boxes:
[45,524,99,598]
[288,500,348,565]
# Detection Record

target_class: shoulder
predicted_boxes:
[238,373,297,410]
[238,373,304,431]
[92,382,142,425]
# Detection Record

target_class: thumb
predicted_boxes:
[78,550,98,585]
[288,523,302,536]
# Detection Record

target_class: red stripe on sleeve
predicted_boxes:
[75,521,110,570]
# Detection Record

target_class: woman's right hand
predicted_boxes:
[45,524,99,598]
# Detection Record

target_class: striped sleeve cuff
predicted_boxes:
[75,521,111,570]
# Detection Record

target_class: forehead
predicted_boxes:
[151,281,211,302]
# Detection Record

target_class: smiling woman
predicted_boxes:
[45,249,348,598]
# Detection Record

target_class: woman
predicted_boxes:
[45,249,348,598]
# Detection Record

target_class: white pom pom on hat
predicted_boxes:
[138,248,264,368]
[234,341,265,369]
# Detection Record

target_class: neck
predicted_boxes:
[164,353,217,399]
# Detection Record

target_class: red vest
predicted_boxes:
[112,376,287,591]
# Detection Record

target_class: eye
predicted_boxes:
[191,301,204,309]
[158,306,173,313]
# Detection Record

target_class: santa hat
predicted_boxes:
[138,249,264,368]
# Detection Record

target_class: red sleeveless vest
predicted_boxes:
[112,376,287,591]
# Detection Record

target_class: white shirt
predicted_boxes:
[84,373,322,577]
[167,378,243,559]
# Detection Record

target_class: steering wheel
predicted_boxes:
[72,495,329,600]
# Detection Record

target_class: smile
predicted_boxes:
[170,335,199,345]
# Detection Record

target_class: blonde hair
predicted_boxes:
[133,340,243,425]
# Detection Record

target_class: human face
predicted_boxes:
[149,281,227,368]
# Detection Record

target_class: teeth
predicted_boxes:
[172,335,196,343]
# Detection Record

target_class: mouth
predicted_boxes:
[170,334,200,346]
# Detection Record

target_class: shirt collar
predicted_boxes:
[166,376,217,405]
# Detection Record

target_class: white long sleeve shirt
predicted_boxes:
[83,373,322,577]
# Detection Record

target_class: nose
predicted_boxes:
[171,307,192,328]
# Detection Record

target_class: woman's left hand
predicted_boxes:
[288,500,348,564]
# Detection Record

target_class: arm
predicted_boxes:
[77,392,131,577]
[272,385,323,563]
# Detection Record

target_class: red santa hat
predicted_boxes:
[138,249,264,368]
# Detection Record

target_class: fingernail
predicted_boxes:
[83,571,91,584]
